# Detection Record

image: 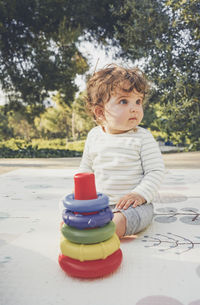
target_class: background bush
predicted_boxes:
[0,139,84,158]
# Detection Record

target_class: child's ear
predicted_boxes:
[94,106,104,121]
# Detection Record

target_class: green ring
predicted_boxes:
[61,221,116,244]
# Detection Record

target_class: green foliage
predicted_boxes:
[0,146,82,158]
[35,106,72,138]
[0,0,88,111]
[109,0,199,148]
[0,138,84,157]
[0,106,12,139]
[0,92,95,141]
[72,91,96,140]
[8,110,37,140]
[0,0,199,150]
[0,138,27,150]
[34,92,72,138]
[31,138,67,149]
[110,0,170,60]
[66,140,85,152]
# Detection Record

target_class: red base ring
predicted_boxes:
[58,248,122,279]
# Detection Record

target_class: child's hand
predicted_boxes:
[116,192,146,210]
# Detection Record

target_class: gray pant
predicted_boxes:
[113,203,154,236]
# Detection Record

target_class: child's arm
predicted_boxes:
[116,130,165,210]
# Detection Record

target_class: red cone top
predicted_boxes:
[74,173,97,200]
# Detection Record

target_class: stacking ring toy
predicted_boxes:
[60,233,120,261]
[58,248,123,279]
[74,173,97,200]
[62,207,113,229]
[61,221,116,244]
[62,193,109,213]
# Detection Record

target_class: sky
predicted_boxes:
[0,40,133,105]
[0,89,8,105]
[74,40,133,94]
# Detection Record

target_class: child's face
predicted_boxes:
[99,89,144,134]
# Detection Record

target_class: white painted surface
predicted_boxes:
[0,168,200,305]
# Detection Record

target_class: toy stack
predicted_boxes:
[58,172,123,279]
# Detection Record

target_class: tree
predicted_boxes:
[160,0,200,149]
[0,106,12,139]
[34,92,72,138]
[8,110,35,140]
[0,0,199,148]
[109,0,200,148]
[0,0,88,113]
[72,91,95,140]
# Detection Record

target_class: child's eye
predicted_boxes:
[119,99,128,104]
[136,99,142,105]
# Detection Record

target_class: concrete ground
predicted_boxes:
[0,151,200,175]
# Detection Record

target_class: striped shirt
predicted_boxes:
[78,126,165,206]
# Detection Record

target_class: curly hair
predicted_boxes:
[86,64,150,123]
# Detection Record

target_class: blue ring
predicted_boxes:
[62,207,113,229]
[62,193,109,213]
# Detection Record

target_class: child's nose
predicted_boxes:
[130,105,136,112]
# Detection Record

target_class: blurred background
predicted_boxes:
[0,0,199,158]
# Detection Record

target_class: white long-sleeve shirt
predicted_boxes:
[78,126,165,206]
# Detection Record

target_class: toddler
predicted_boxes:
[78,64,165,238]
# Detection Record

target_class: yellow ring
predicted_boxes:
[60,233,120,262]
